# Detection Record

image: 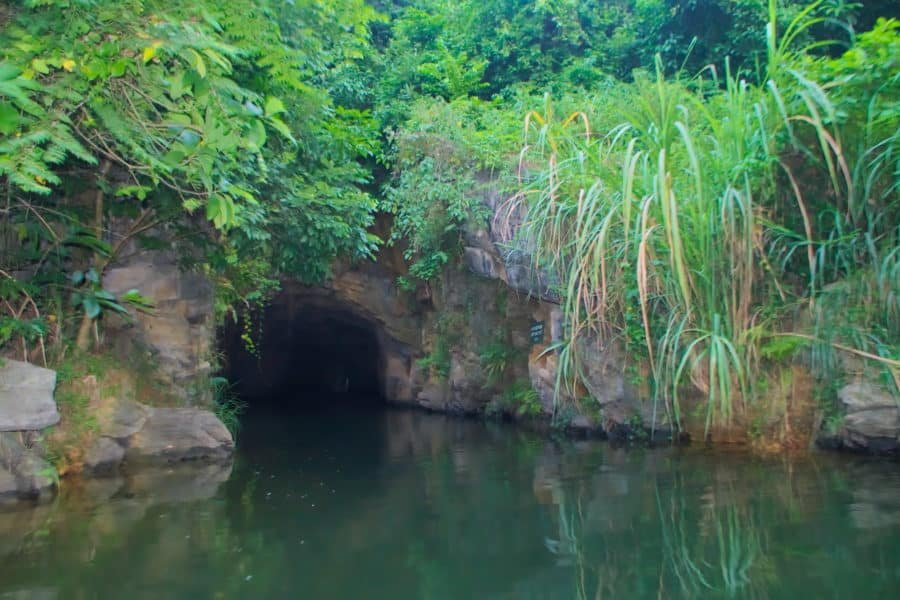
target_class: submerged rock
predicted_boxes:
[0,359,59,431]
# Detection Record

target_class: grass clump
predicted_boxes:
[210,376,247,440]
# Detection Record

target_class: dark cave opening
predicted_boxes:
[221,298,387,413]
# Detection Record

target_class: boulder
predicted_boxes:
[824,382,900,454]
[0,360,59,431]
[0,432,55,501]
[125,407,234,463]
[839,382,898,412]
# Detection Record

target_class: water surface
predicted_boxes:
[2,404,899,598]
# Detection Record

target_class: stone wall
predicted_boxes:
[103,238,214,405]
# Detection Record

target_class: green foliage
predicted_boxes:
[416,343,451,381]
[1,0,382,355]
[210,375,247,439]
[479,331,520,385]
[417,312,466,380]
[372,0,855,112]
[382,99,499,285]
[43,385,97,470]
[499,380,542,418]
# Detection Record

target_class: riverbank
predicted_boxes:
[2,337,896,507]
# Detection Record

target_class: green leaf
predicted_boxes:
[97,297,127,313]
[206,195,236,229]
[168,73,189,100]
[0,64,21,81]
[178,129,201,147]
[121,289,155,312]
[247,119,266,150]
[109,59,128,78]
[31,59,49,75]
[186,48,207,78]
[202,48,231,72]
[64,232,111,256]
[244,101,263,117]
[0,103,20,135]
[114,185,151,200]
[268,117,295,142]
[82,296,101,319]
[264,96,286,116]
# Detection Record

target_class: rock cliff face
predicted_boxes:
[79,181,892,453]
[103,237,214,405]
[95,180,664,437]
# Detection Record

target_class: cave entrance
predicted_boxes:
[221,296,388,414]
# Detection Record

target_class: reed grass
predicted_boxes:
[497,1,899,437]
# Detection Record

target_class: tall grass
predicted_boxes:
[497,2,899,437]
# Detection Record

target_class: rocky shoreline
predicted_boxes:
[1,359,233,504]
[3,353,897,507]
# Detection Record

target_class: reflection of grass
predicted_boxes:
[656,481,771,598]
[544,488,590,599]
[657,487,713,595]
[716,505,762,595]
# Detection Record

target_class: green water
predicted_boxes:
[2,405,899,599]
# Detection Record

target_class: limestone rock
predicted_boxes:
[463,246,502,279]
[92,396,149,440]
[528,354,565,415]
[0,360,59,431]
[125,407,234,463]
[15,451,55,498]
[416,382,449,411]
[84,437,126,474]
[838,382,897,412]
[827,382,900,454]
[0,432,55,501]
[577,337,628,408]
[102,245,215,404]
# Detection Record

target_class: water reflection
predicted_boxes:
[1,408,899,599]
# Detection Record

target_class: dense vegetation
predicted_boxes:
[1,1,897,439]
